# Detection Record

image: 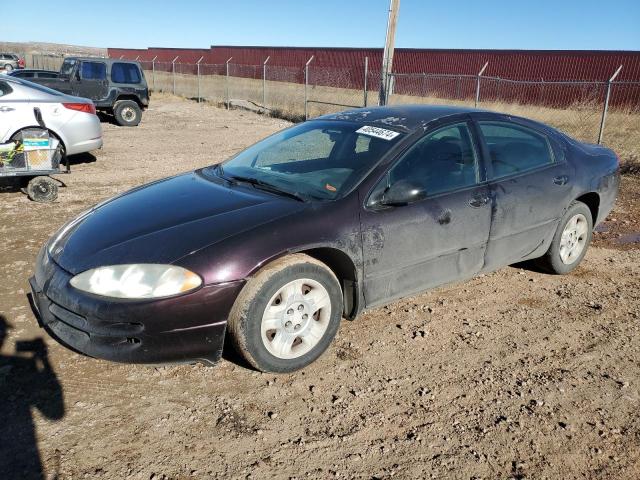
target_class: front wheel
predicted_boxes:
[113,100,142,127]
[536,201,593,274]
[227,254,343,373]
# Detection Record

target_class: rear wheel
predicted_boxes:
[27,176,58,203]
[536,201,593,274]
[227,254,343,373]
[113,100,142,127]
[4,64,13,72]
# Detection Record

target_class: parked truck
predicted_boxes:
[15,57,149,126]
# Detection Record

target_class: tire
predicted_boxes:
[4,64,13,72]
[27,176,58,203]
[113,100,142,127]
[228,254,343,373]
[536,201,593,274]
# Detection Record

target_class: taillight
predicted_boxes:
[63,102,96,115]
[18,58,25,67]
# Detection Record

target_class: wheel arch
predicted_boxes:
[249,246,361,320]
[296,247,361,320]
[10,125,67,153]
[115,94,144,108]
[574,192,600,225]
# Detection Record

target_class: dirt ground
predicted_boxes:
[1,95,639,480]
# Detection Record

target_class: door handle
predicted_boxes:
[553,175,569,185]
[0,106,15,112]
[469,195,490,208]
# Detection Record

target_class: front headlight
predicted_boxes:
[70,264,202,299]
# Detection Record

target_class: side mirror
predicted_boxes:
[381,180,427,206]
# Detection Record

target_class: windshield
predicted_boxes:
[205,120,404,200]
[60,59,77,77]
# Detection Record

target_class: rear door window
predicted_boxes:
[80,61,107,80]
[0,81,13,97]
[479,122,554,179]
[111,62,141,84]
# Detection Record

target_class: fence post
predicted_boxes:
[304,55,315,120]
[538,77,544,105]
[151,56,157,91]
[363,57,369,107]
[225,57,233,109]
[172,56,179,95]
[475,62,488,108]
[196,56,204,103]
[598,65,623,145]
[263,56,270,108]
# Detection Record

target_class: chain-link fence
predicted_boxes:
[140,59,638,157]
[385,72,640,160]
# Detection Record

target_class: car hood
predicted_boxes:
[49,171,305,275]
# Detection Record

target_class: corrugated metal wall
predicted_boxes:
[109,45,640,82]
[108,45,640,107]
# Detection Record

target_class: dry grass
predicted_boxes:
[148,70,640,173]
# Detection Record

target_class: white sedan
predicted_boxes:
[0,76,102,156]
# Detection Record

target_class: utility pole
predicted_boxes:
[379,0,400,106]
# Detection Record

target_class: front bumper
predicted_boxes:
[30,247,245,365]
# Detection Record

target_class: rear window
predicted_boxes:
[38,72,58,79]
[81,61,107,80]
[13,78,64,96]
[0,81,13,97]
[111,62,141,84]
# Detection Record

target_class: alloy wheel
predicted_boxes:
[559,213,589,264]
[260,278,331,359]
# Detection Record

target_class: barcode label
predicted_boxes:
[356,125,400,141]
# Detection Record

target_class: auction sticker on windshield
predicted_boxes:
[356,125,400,141]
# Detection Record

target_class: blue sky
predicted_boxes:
[3,0,639,50]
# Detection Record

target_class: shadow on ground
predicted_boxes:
[0,315,64,480]
[66,152,97,166]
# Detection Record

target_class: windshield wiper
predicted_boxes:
[227,174,306,202]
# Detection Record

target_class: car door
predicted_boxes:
[74,61,109,102]
[473,115,576,270]
[360,120,492,307]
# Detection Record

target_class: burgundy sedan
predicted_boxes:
[30,105,619,373]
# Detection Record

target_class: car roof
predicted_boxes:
[9,69,53,74]
[65,56,140,65]
[0,75,85,101]
[315,104,484,132]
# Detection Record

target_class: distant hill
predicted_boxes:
[0,41,106,57]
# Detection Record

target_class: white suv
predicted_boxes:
[0,53,23,72]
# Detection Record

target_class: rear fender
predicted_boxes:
[9,125,67,153]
